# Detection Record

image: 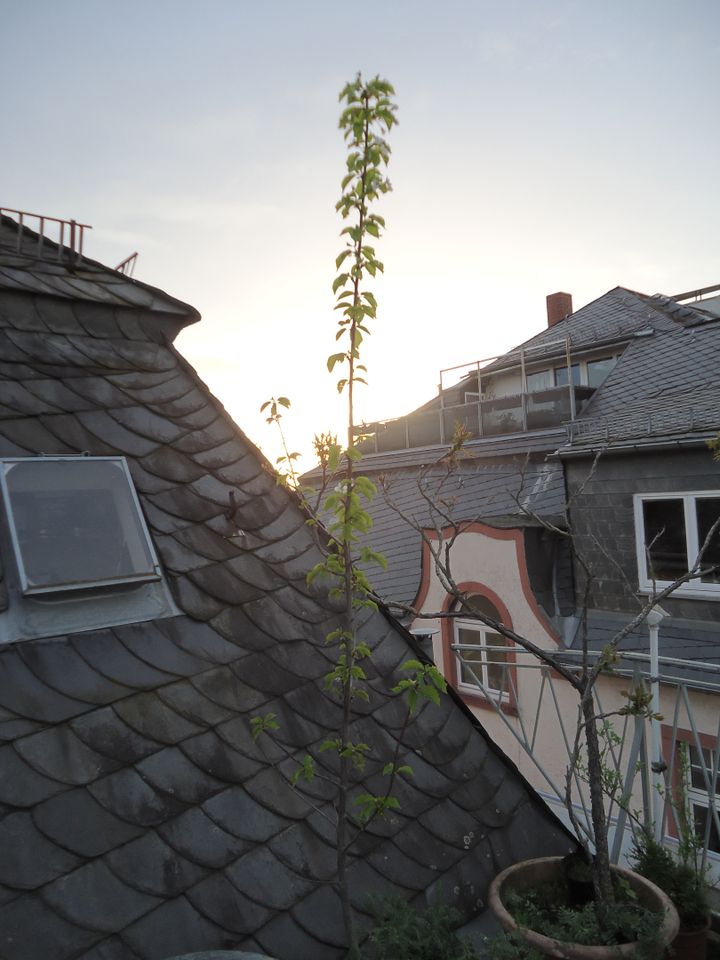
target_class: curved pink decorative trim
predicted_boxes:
[412,520,560,648]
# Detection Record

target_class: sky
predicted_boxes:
[3,0,719,468]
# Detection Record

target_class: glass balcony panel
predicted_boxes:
[482,397,523,435]
[526,389,571,429]
[407,410,443,447]
[376,419,407,452]
[442,403,480,442]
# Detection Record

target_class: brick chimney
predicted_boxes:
[546,292,573,328]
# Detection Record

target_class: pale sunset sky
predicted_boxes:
[3,1,719,466]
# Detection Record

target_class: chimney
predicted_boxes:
[546,291,573,328]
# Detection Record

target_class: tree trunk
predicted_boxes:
[581,689,615,914]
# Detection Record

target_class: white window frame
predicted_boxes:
[453,617,510,701]
[677,741,720,858]
[633,492,720,599]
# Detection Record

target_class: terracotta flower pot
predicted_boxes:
[672,915,711,960]
[488,856,680,959]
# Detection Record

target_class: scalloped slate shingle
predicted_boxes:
[0,214,573,960]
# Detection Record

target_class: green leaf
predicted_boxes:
[327,352,346,372]
[333,273,349,294]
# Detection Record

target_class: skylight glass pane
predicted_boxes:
[1,458,157,595]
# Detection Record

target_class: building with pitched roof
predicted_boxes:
[338,285,720,861]
[0,210,577,960]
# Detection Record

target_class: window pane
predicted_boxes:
[642,499,687,581]
[457,626,482,685]
[696,497,720,584]
[688,745,718,793]
[692,803,720,854]
[485,632,507,692]
[526,369,553,393]
[457,594,500,620]
[554,364,580,387]
[3,459,156,594]
[587,356,617,388]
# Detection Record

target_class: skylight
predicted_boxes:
[0,457,160,596]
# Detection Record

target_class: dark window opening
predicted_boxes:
[696,497,720,583]
[642,498,687,582]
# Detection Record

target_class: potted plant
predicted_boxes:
[489,853,678,958]
[630,830,711,960]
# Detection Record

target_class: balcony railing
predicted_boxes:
[357,385,595,454]
[453,642,720,877]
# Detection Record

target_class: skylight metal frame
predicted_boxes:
[0,455,162,597]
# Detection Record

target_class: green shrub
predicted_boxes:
[362,897,479,960]
[630,832,709,929]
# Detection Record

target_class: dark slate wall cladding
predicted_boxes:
[566,449,720,620]
[0,289,573,960]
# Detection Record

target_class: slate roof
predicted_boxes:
[561,311,720,450]
[484,286,678,372]
[0,216,574,960]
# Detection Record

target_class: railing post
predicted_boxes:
[520,347,528,431]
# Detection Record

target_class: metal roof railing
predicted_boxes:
[0,207,92,263]
[566,401,720,446]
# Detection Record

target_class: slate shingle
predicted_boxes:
[43,860,162,933]
[255,910,341,960]
[268,820,337,883]
[179,730,263,784]
[0,648,89,723]
[186,872,272,933]
[112,621,208,677]
[17,640,133,706]
[120,897,232,960]
[112,693,203,745]
[0,744,68,807]
[190,667,268,715]
[106,831,207,896]
[71,629,177,690]
[290,884,347,948]
[88,767,188,827]
[33,787,144,857]
[225,846,315,911]
[157,680,235,728]
[157,806,251,869]
[70,706,163,764]
[202,786,291,843]
[0,811,80,889]
[0,894,101,960]
[136,745,225,804]
[15,724,120,786]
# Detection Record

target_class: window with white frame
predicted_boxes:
[453,593,510,700]
[681,742,719,855]
[634,493,720,597]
